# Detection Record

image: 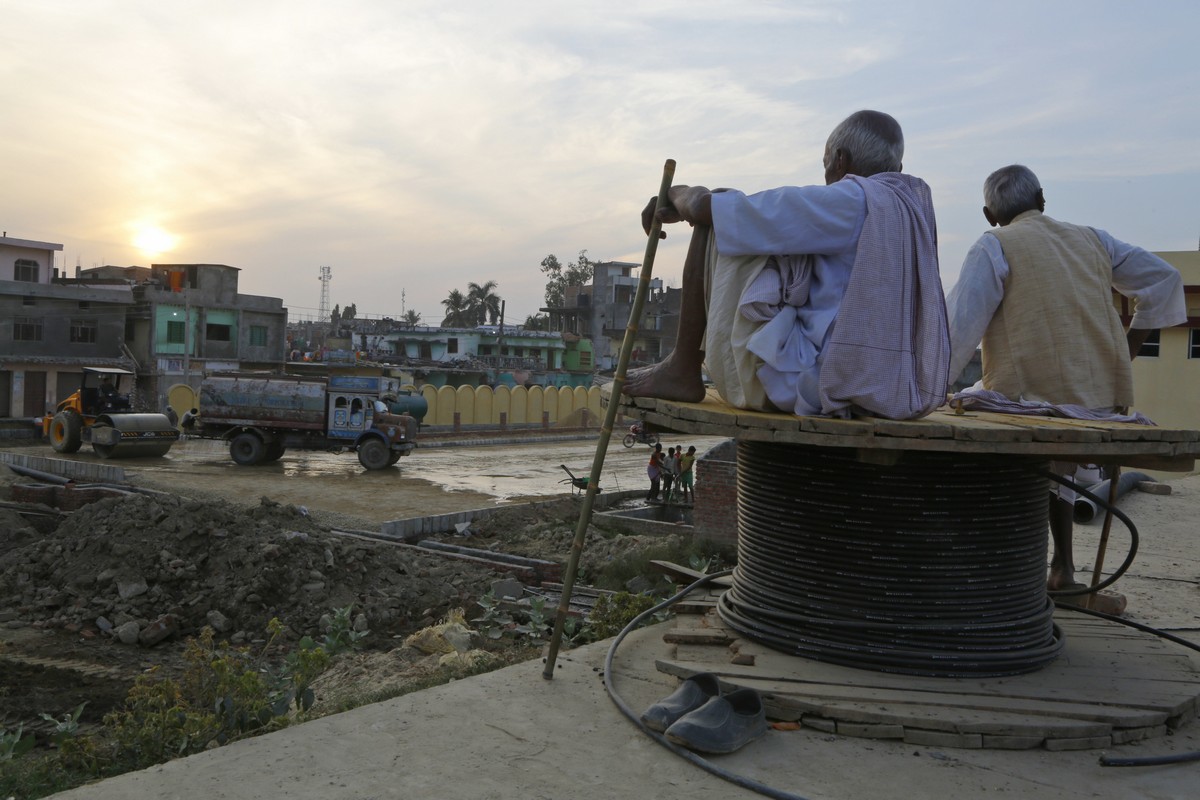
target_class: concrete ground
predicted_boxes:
[49,477,1200,800]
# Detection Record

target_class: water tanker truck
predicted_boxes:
[194,373,418,470]
[44,367,180,458]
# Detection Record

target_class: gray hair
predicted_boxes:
[825,110,904,176]
[983,165,1042,223]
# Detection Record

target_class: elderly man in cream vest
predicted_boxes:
[945,164,1185,593]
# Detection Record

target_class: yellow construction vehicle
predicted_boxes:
[43,367,179,458]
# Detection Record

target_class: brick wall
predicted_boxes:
[694,439,737,547]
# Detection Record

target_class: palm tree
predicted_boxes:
[466,280,502,325]
[440,289,471,327]
[402,309,422,327]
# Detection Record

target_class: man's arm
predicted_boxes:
[642,186,713,237]
[1096,228,1187,330]
[945,235,1008,387]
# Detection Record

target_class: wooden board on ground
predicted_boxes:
[654,606,1200,751]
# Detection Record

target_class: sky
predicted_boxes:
[2,1,1197,326]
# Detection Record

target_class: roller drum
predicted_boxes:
[90,413,179,458]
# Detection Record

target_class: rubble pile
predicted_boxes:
[465,502,690,579]
[0,492,501,646]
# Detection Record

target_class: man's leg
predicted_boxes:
[622,225,710,402]
[1047,494,1077,590]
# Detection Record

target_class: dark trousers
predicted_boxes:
[647,476,660,500]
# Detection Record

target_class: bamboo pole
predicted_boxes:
[1086,463,1121,610]
[542,158,676,680]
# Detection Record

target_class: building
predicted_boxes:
[0,234,135,418]
[379,324,584,388]
[114,264,288,403]
[542,260,680,371]
[0,235,290,420]
[1126,251,1200,429]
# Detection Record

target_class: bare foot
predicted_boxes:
[1047,568,1081,592]
[622,354,706,402]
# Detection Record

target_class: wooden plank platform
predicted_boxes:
[610,387,1200,470]
[656,605,1200,750]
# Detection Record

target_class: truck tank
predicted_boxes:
[387,391,428,424]
[199,374,328,430]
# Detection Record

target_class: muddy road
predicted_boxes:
[6,433,729,526]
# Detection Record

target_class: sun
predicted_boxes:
[132,225,177,258]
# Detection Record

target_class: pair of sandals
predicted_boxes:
[640,672,768,754]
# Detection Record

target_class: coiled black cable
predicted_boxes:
[603,570,812,800]
[718,442,1062,677]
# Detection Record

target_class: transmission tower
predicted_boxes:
[317,266,332,322]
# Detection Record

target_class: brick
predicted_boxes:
[904,729,983,748]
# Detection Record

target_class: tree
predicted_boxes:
[524,313,549,331]
[466,280,502,325]
[440,289,471,327]
[541,249,595,308]
[402,309,422,327]
[343,303,357,321]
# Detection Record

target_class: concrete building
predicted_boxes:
[1,235,290,421]
[542,260,680,371]
[115,263,288,403]
[379,324,585,388]
[1127,251,1200,429]
[0,234,136,418]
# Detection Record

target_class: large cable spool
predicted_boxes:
[717,441,1063,677]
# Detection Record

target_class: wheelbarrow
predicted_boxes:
[559,464,600,495]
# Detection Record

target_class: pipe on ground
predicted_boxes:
[1074,471,1154,523]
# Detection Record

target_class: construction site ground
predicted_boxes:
[0,432,723,774]
[2,435,1199,798]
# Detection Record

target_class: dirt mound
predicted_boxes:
[0,492,502,645]
[455,499,688,579]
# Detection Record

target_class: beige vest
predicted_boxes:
[982,211,1132,409]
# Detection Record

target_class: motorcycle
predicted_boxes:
[622,426,660,448]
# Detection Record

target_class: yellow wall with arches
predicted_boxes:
[403,384,604,427]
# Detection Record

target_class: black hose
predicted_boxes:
[602,570,811,800]
[1055,571,1200,769]
[1043,474,1139,598]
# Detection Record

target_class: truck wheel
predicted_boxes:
[387,451,403,466]
[357,438,391,470]
[230,432,265,466]
[49,411,83,454]
[262,441,286,462]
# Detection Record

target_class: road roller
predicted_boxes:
[43,367,179,458]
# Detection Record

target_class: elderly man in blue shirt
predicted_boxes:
[623,110,948,421]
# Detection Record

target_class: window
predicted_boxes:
[249,325,268,346]
[1137,329,1160,358]
[14,259,38,282]
[447,337,459,354]
[78,301,91,310]
[1190,330,1200,359]
[206,323,231,342]
[419,342,432,359]
[125,319,136,342]
[22,296,35,306]
[69,318,97,344]
[166,320,186,344]
[14,317,43,341]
